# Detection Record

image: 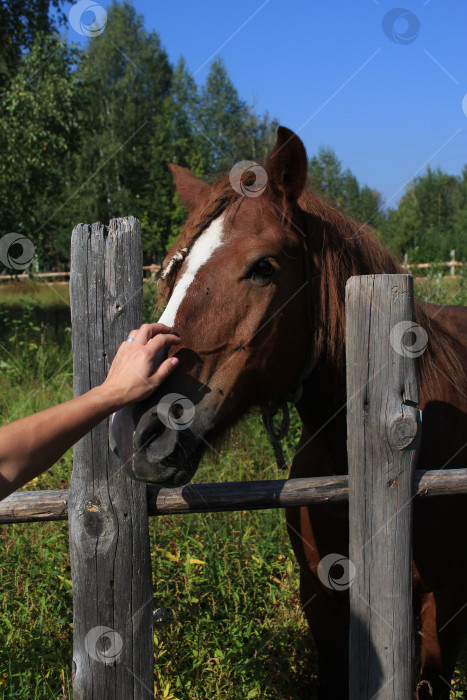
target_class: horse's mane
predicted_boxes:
[298,189,464,395]
[159,176,463,396]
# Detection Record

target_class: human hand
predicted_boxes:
[100,323,181,409]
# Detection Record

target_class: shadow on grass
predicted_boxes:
[233,627,319,700]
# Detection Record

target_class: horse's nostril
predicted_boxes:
[137,413,165,450]
[133,412,180,466]
[145,424,178,464]
[171,403,184,420]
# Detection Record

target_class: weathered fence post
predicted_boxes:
[346,274,421,699]
[69,218,153,699]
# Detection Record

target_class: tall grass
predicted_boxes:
[0,278,466,699]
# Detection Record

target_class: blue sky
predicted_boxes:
[65,0,467,208]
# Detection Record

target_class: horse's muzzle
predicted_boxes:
[129,399,212,486]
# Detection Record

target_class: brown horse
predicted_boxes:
[112,127,467,698]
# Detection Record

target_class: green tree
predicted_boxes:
[67,1,173,260]
[152,57,207,251]
[0,0,66,89]
[381,187,420,259]
[198,58,248,172]
[0,3,283,266]
[452,166,467,259]
[380,166,466,262]
[197,58,279,175]
[0,34,79,265]
[307,146,385,230]
[308,146,345,206]
[166,57,205,174]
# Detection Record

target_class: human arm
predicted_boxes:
[0,323,180,500]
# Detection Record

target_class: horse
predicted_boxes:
[111,127,467,698]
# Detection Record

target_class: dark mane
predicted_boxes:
[299,189,464,396]
[159,174,464,396]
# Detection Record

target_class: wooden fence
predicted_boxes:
[0,265,160,283]
[0,217,466,699]
[403,249,463,277]
[1,250,464,283]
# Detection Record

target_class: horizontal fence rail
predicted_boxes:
[1,468,467,524]
[0,265,161,282]
[2,258,465,283]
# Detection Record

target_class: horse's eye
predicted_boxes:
[250,259,274,280]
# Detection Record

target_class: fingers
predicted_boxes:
[150,356,179,388]
[145,332,181,362]
[132,323,177,346]
[112,325,181,376]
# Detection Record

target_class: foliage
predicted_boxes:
[0,0,67,90]
[0,0,465,269]
[415,265,467,307]
[0,34,80,266]
[381,166,467,263]
[65,1,175,260]
[197,58,279,175]
[307,146,385,230]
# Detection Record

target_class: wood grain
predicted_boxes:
[69,218,153,700]
[346,274,421,700]
[2,469,466,523]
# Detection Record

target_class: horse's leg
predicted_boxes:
[414,498,467,699]
[286,503,350,699]
[299,563,349,699]
[417,588,467,700]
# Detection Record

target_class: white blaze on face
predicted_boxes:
[159,215,225,327]
[110,216,225,465]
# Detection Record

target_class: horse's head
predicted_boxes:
[112,127,316,485]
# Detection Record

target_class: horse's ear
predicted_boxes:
[169,163,211,211]
[266,127,307,202]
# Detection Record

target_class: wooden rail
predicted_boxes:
[1,469,467,524]
[0,265,161,282]
[3,257,465,284]
[403,249,464,277]
[3,259,463,284]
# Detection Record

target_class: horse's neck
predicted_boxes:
[293,359,349,477]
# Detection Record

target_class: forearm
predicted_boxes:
[0,323,180,501]
[0,386,118,498]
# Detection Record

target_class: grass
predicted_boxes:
[415,268,467,306]
[0,275,466,699]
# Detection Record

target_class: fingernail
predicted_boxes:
[171,357,179,367]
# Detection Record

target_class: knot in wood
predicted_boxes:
[387,413,418,450]
[83,502,105,537]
